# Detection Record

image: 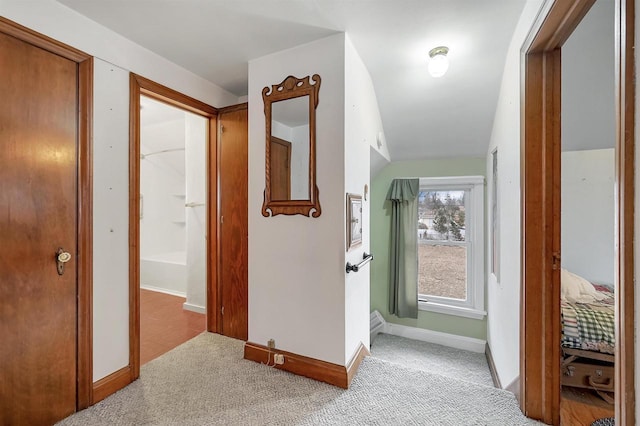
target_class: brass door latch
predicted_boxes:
[56,248,71,275]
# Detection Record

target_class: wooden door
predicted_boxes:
[0,31,79,424]
[218,105,248,340]
[270,136,291,200]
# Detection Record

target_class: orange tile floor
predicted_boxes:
[140,289,206,365]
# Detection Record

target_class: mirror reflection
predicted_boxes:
[271,96,310,201]
[261,73,320,218]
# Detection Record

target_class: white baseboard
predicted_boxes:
[384,323,486,353]
[183,302,206,314]
[140,285,186,298]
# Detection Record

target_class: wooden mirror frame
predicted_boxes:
[262,74,321,217]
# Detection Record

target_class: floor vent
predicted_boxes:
[370,310,386,342]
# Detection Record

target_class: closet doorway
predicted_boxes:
[520,0,634,425]
[129,75,218,379]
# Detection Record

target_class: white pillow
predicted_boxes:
[560,269,607,304]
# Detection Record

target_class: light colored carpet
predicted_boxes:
[58,333,539,425]
[370,333,494,387]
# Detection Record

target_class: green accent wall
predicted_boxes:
[370,158,488,340]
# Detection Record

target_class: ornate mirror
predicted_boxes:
[262,74,321,217]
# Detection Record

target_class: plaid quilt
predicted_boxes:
[561,286,615,354]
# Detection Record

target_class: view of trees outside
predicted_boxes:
[418,191,466,241]
[418,190,467,300]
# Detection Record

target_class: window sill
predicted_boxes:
[418,301,487,320]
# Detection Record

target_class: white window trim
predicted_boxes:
[417,300,487,320]
[490,148,500,283]
[417,176,485,319]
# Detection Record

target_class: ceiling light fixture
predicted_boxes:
[428,46,449,78]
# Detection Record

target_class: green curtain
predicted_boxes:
[387,178,419,319]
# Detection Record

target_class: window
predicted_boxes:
[417,176,485,319]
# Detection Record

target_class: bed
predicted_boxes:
[560,270,615,403]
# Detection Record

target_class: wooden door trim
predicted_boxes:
[521,45,562,424]
[129,74,219,380]
[0,17,89,62]
[521,0,635,424]
[77,57,94,410]
[129,76,141,381]
[208,116,220,334]
[91,366,131,404]
[217,104,249,340]
[133,75,218,117]
[615,0,635,422]
[216,101,248,335]
[0,17,94,411]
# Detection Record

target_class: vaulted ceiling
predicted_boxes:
[58,0,527,160]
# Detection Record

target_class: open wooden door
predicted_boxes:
[218,104,249,340]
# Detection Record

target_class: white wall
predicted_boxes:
[271,121,292,140]
[561,0,615,152]
[485,0,544,388]
[92,59,130,381]
[561,149,615,285]
[248,33,374,366]
[368,83,390,179]
[185,113,208,312]
[370,147,391,179]
[249,34,376,365]
[0,1,239,382]
[140,119,186,259]
[344,35,379,360]
[248,34,347,365]
[368,112,391,178]
[0,1,238,108]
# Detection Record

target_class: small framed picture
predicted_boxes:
[346,193,362,250]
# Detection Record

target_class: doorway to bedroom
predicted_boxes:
[139,95,207,365]
[520,0,634,424]
[559,0,616,422]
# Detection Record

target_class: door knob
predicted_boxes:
[56,248,71,275]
